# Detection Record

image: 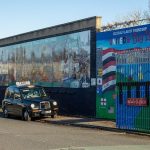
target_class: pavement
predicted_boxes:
[37,115,150,137]
[1,114,150,150]
[38,115,117,131]
[0,108,150,136]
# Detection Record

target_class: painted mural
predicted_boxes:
[0,30,90,88]
[96,34,116,119]
[96,24,150,125]
[115,25,150,132]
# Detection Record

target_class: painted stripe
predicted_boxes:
[102,79,116,91]
[102,85,116,93]
[102,48,143,56]
[103,61,116,69]
[103,57,116,66]
[102,75,116,85]
[102,71,116,80]
[102,48,116,55]
[103,66,116,76]
[102,52,115,61]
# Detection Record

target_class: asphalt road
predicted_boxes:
[0,115,150,150]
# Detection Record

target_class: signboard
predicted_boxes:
[127,98,148,106]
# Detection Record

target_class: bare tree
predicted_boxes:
[117,10,143,25]
[102,10,143,31]
[143,0,150,23]
[102,9,149,31]
[120,10,143,22]
[101,0,150,31]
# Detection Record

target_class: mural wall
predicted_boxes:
[96,32,116,119]
[0,30,90,88]
[115,24,150,132]
[96,24,150,120]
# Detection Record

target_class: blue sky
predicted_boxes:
[0,0,149,39]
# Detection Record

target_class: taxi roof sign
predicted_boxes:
[16,81,30,86]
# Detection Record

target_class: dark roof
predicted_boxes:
[0,16,101,47]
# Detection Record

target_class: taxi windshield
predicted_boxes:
[20,87,47,99]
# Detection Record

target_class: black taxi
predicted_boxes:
[2,81,58,121]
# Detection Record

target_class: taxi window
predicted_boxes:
[5,89,9,99]
[5,87,14,99]
[14,88,21,100]
[20,87,47,99]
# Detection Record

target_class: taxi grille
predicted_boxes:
[40,101,50,109]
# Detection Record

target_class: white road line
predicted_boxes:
[0,130,9,134]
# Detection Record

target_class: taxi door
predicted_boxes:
[3,87,16,115]
[13,88,24,116]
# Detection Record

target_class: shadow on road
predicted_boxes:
[41,118,103,124]
[0,111,3,117]
[38,116,116,129]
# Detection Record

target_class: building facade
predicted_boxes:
[0,17,101,117]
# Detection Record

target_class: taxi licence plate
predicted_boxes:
[41,110,51,114]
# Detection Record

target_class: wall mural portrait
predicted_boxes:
[0,30,91,88]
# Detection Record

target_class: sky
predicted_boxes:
[0,0,149,39]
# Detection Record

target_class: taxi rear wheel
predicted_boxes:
[3,107,9,118]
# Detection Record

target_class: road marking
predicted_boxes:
[0,130,9,134]
[51,145,150,150]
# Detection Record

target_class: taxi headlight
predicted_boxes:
[53,101,57,106]
[31,104,35,108]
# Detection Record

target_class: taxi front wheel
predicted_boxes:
[51,113,57,118]
[22,110,31,121]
